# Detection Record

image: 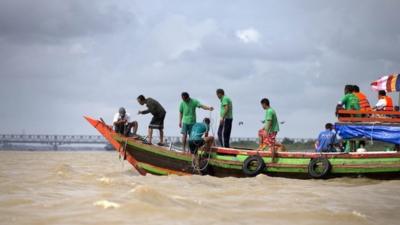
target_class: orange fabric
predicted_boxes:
[258,129,277,149]
[384,96,394,111]
[355,92,371,110]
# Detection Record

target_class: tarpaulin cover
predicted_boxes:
[335,123,400,144]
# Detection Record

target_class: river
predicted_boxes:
[1,151,399,225]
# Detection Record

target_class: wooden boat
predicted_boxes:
[85,115,400,179]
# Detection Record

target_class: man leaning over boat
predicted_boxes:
[137,95,166,146]
[188,118,214,154]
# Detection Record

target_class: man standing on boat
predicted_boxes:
[179,92,214,152]
[315,123,337,152]
[258,98,279,150]
[216,89,233,148]
[137,95,166,146]
[188,118,214,154]
[113,107,138,136]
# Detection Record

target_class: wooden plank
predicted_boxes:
[338,117,400,123]
[337,109,400,123]
[338,109,400,115]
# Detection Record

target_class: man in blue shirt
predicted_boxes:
[315,123,337,152]
[188,118,215,154]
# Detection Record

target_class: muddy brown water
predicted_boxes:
[1,151,400,225]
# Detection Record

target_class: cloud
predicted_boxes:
[0,0,400,139]
[236,28,260,44]
[0,0,135,44]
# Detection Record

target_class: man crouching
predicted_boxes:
[188,118,214,154]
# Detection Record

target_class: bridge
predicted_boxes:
[0,134,107,150]
[0,134,314,150]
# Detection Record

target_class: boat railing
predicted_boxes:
[337,109,400,123]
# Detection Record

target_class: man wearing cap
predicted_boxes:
[113,107,138,136]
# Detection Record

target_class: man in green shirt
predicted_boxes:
[216,89,233,148]
[179,92,214,152]
[337,85,360,153]
[337,85,360,111]
[258,98,279,150]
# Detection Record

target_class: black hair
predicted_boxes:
[260,98,270,106]
[203,118,210,125]
[137,95,145,101]
[353,85,360,92]
[345,84,354,93]
[216,89,225,95]
[378,90,386,96]
[325,123,333,130]
[181,92,189,99]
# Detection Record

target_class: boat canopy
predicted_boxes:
[335,123,400,145]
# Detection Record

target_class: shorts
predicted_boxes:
[181,123,194,135]
[258,129,277,147]
[189,139,205,154]
[149,114,165,130]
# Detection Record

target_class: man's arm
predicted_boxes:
[221,105,229,118]
[264,120,272,132]
[139,109,150,114]
[375,99,386,110]
[113,114,126,125]
[179,112,183,128]
[200,105,214,111]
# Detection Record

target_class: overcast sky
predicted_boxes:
[1,0,400,138]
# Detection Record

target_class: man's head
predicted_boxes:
[203,117,211,126]
[344,85,354,94]
[325,123,333,130]
[137,95,146,105]
[353,85,360,93]
[378,90,387,97]
[181,92,190,102]
[119,107,126,117]
[216,88,225,99]
[260,98,270,109]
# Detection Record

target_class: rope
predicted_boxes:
[208,110,217,145]
[191,146,212,174]
[118,137,128,169]
[370,122,377,145]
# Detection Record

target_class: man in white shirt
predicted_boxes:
[375,90,394,111]
[113,107,138,136]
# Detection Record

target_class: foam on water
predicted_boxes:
[93,200,121,209]
[97,177,113,185]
